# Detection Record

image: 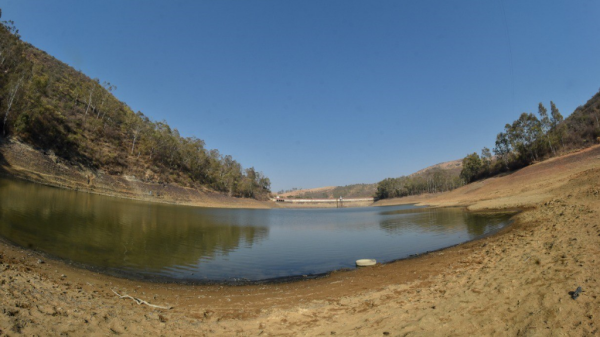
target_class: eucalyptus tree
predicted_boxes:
[0,15,29,137]
[0,16,22,71]
[2,74,24,136]
[538,103,556,156]
[481,147,492,173]
[505,113,542,163]
[550,101,565,148]
[493,132,511,169]
[83,78,99,124]
[97,81,116,119]
[128,112,145,155]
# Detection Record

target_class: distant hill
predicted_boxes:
[410,159,462,177]
[279,159,462,199]
[563,90,600,148]
[0,18,270,199]
[280,184,376,199]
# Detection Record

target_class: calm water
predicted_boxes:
[0,178,514,282]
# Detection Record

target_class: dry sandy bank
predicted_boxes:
[1,146,600,335]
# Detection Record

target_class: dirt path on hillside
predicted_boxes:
[1,147,600,335]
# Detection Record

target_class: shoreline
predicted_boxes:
[1,145,600,334]
[0,204,517,287]
[0,138,274,210]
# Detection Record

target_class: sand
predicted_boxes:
[1,146,600,335]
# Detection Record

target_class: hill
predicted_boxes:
[410,158,462,177]
[279,159,463,199]
[563,89,600,147]
[282,183,377,199]
[0,17,270,200]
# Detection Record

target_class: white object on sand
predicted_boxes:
[356,259,377,267]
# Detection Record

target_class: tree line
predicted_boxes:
[374,88,600,201]
[461,102,565,183]
[0,13,270,199]
[374,167,464,200]
[461,89,600,184]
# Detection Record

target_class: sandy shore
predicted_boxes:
[1,146,600,335]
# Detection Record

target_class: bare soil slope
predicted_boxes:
[1,146,600,335]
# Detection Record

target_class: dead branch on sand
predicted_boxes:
[112,289,172,310]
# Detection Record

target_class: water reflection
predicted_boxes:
[0,179,268,273]
[379,207,511,237]
[0,178,515,281]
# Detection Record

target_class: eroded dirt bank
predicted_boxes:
[1,146,600,335]
[0,138,271,209]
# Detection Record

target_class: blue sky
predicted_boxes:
[2,1,600,192]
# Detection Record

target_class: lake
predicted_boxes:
[0,178,515,282]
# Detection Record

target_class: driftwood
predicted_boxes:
[112,289,172,310]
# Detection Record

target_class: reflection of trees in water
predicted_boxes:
[0,178,269,271]
[462,211,517,237]
[379,207,513,237]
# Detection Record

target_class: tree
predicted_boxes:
[221,155,242,197]
[0,18,22,70]
[550,101,565,148]
[460,153,482,183]
[493,132,511,169]
[83,78,99,124]
[505,113,542,163]
[130,119,142,155]
[481,147,492,173]
[538,103,556,156]
[257,172,271,192]
[2,74,24,136]
[96,81,116,119]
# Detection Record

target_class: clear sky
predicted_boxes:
[2,1,599,192]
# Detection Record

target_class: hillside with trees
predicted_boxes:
[0,13,270,199]
[374,161,464,201]
[459,90,600,184]
[279,184,377,199]
[374,90,600,201]
[279,158,463,200]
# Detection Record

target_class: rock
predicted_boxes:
[571,286,582,300]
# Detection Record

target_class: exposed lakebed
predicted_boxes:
[0,178,515,282]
